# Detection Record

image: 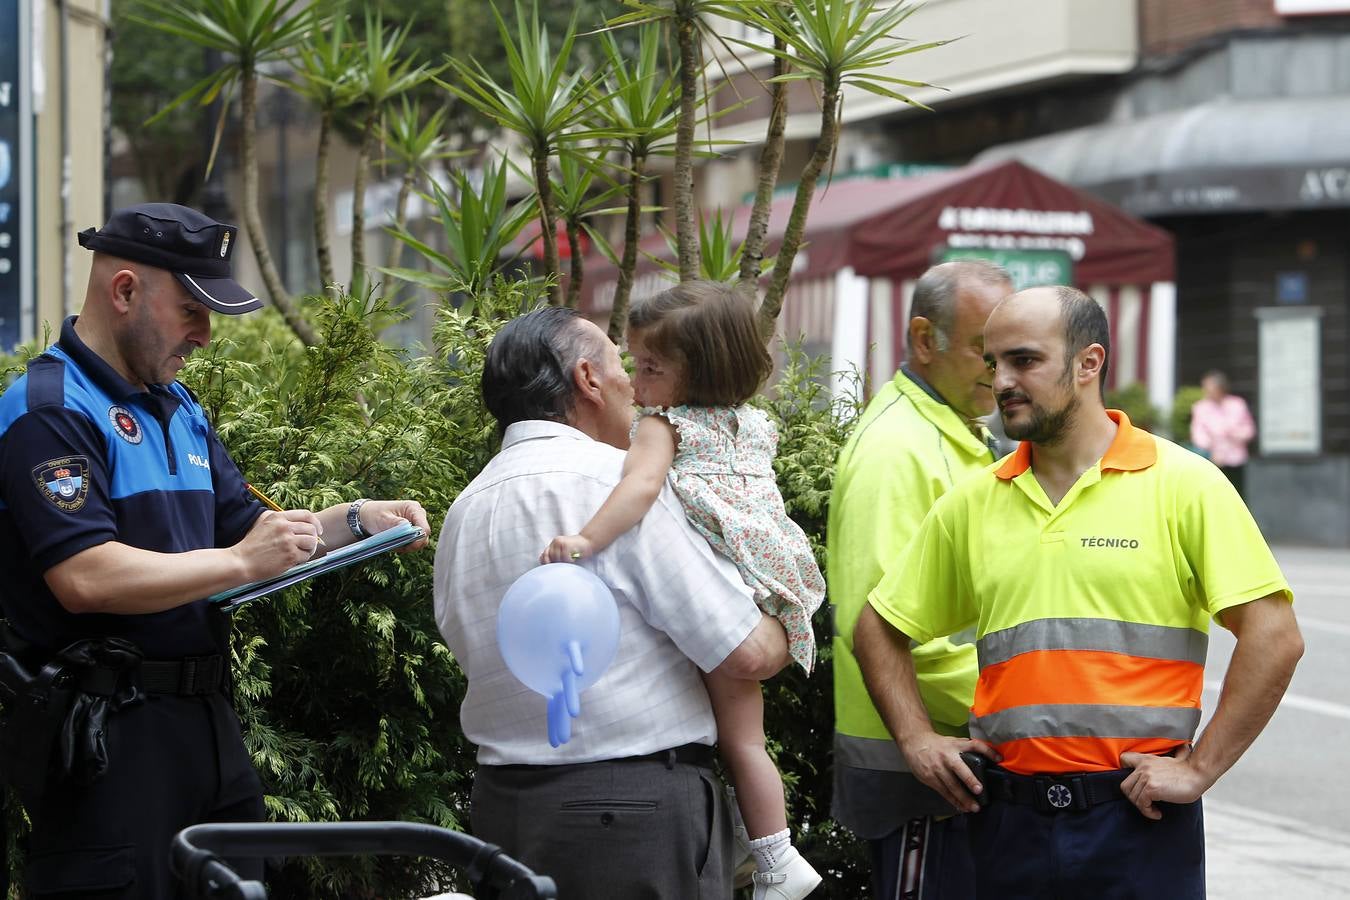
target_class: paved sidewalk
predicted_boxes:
[1208,801,1350,898]
[1204,544,1350,898]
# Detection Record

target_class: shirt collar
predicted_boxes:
[899,364,946,406]
[500,418,597,450]
[994,409,1157,480]
[897,366,996,459]
[56,315,147,402]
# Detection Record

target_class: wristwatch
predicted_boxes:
[347,498,371,538]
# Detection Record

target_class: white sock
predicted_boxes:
[748,828,791,873]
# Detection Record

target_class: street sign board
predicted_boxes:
[939,246,1074,291]
[0,0,28,349]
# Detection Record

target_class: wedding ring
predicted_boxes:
[570,551,582,560]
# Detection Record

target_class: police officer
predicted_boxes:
[0,203,430,897]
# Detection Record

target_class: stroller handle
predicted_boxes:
[171,821,558,899]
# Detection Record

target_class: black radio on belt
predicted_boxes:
[959,751,991,808]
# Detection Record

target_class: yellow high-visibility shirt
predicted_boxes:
[869,410,1292,774]
[828,368,992,822]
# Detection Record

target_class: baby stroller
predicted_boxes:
[171,821,557,899]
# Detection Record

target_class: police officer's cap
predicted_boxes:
[77,203,262,315]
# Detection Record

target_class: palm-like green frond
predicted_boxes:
[381,157,536,296]
[289,8,362,111]
[734,0,948,106]
[439,1,620,155]
[356,12,440,106]
[644,208,776,282]
[593,25,680,157]
[380,99,466,170]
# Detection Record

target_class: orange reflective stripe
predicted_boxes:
[991,735,1188,775]
[973,650,1204,715]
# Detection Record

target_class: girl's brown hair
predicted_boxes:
[627,280,773,406]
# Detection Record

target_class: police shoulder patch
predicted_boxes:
[108,405,142,444]
[33,456,91,512]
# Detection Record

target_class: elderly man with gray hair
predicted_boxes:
[828,260,1012,899]
[434,306,790,899]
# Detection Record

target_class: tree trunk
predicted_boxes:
[564,217,584,309]
[758,86,840,343]
[739,37,788,288]
[350,106,379,297]
[674,14,700,282]
[532,150,562,306]
[241,70,318,346]
[381,165,418,303]
[608,153,646,342]
[313,109,335,293]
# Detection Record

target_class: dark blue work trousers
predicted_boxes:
[870,814,976,900]
[966,794,1205,899]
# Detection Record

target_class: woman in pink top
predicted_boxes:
[1190,370,1256,497]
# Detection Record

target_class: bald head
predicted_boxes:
[987,285,1110,396]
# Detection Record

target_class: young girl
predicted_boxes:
[543,281,825,900]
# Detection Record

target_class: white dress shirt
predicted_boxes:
[434,419,761,765]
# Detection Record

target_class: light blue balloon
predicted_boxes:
[496,563,621,747]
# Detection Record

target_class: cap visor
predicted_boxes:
[174,272,263,315]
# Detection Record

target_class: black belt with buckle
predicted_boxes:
[623,742,715,769]
[138,655,226,696]
[493,742,716,773]
[983,766,1130,813]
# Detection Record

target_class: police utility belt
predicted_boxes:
[0,623,226,811]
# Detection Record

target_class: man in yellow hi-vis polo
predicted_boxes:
[856,285,1304,899]
[828,260,1010,900]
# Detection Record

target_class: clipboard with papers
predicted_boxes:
[208,521,425,613]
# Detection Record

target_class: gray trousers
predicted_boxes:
[471,755,734,900]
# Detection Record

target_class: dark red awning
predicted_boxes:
[580,159,1175,312]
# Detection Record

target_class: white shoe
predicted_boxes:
[733,822,756,888]
[751,846,822,900]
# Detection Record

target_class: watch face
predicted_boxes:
[348,499,369,537]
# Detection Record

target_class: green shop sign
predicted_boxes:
[940,247,1074,291]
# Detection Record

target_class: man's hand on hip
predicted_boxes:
[1120,744,1212,820]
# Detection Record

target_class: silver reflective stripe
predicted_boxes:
[835,733,911,772]
[975,703,1202,744]
[950,626,977,648]
[977,618,1208,669]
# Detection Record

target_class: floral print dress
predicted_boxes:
[639,404,826,672]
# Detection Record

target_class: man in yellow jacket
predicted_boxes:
[828,260,1011,899]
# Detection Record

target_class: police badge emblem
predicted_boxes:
[109,405,143,444]
[33,457,90,511]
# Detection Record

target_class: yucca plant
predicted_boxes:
[546,153,628,311]
[380,155,537,302]
[739,30,790,290]
[733,0,948,339]
[133,0,327,346]
[441,2,617,305]
[647,206,775,285]
[592,25,680,339]
[348,11,439,297]
[378,99,465,301]
[288,6,363,293]
[605,0,764,281]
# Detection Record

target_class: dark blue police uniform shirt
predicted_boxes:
[0,317,263,657]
